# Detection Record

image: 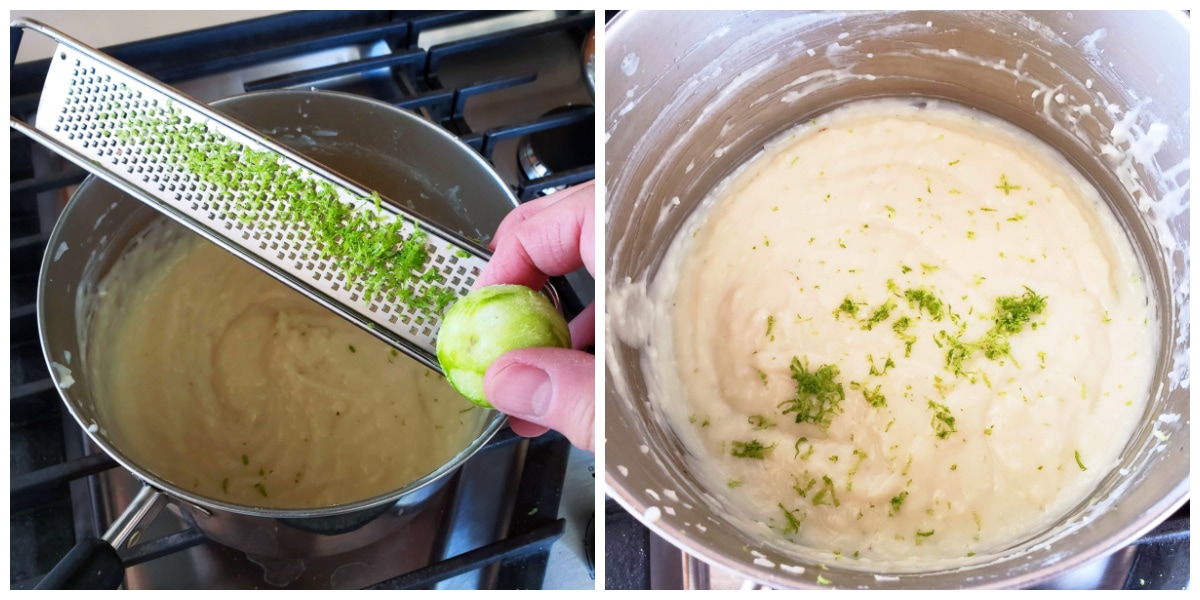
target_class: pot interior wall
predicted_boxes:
[40,90,514,521]
[605,10,1189,589]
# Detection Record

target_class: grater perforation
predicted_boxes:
[11,19,498,374]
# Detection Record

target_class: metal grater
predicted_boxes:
[11,18,498,374]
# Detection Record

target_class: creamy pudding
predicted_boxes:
[647,99,1155,564]
[88,221,485,508]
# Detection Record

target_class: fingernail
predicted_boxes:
[489,363,552,417]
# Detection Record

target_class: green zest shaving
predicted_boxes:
[928,400,957,440]
[1075,449,1087,471]
[940,287,1047,377]
[779,503,805,535]
[846,449,869,491]
[812,475,840,507]
[890,491,909,514]
[748,414,776,430]
[850,381,887,408]
[793,474,817,497]
[904,287,944,320]
[835,296,860,319]
[992,287,1047,335]
[863,385,886,408]
[731,439,776,459]
[779,358,845,428]
[861,300,896,331]
[794,437,814,460]
[868,354,895,376]
[995,173,1022,195]
[892,316,917,356]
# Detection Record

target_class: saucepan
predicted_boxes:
[37,90,518,588]
[604,10,1189,589]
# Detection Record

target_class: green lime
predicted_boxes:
[436,284,571,408]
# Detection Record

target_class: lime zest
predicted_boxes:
[995,173,1022,195]
[748,414,776,430]
[834,296,860,319]
[731,439,776,459]
[903,287,944,320]
[793,474,817,497]
[861,299,896,331]
[928,400,957,440]
[779,358,845,428]
[778,503,805,535]
[812,475,840,507]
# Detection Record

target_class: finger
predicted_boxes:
[569,302,596,350]
[483,347,595,453]
[476,191,594,288]
[489,182,593,251]
[508,418,550,439]
[475,184,595,290]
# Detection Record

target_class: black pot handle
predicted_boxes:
[34,537,124,589]
[34,484,166,589]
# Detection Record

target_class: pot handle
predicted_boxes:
[34,485,166,589]
[32,537,124,589]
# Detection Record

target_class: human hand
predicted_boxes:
[474,181,596,453]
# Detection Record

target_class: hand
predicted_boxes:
[474,181,596,453]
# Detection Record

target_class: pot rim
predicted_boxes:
[38,88,515,519]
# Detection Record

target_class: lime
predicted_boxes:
[436,284,571,408]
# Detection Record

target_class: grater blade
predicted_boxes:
[11,18,500,374]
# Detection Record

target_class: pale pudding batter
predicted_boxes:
[652,99,1156,564]
[88,220,486,508]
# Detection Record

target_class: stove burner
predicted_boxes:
[518,105,595,197]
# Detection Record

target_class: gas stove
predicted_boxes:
[10,10,595,590]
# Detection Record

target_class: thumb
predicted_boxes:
[483,347,595,453]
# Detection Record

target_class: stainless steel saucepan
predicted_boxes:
[605,10,1189,589]
[36,89,518,588]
